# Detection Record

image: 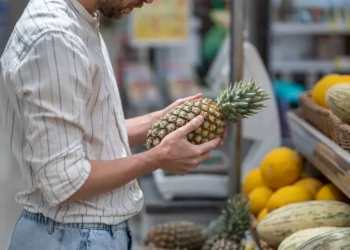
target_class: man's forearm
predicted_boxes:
[63,148,162,204]
[126,111,162,147]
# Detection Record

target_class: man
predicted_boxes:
[0,0,225,249]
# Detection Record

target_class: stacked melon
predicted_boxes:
[242,147,348,223]
[257,200,350,250]
[311,74,350,125]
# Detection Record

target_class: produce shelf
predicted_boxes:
[287,111,350,199]
[272,22,350,35]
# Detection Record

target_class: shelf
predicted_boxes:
[271,60,350,73]
[287,111,350,199]
[271,60,334,73]
[272,22,350,35]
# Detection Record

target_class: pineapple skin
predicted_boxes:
[145,221,208,250]
[146,98,225,148]
[209,238,243,250]
[202,235,243,250]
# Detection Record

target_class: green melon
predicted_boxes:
[326,83,350,124]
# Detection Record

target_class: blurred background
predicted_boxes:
[1,0,350,249]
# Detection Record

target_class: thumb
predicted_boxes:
[178,116,204,136]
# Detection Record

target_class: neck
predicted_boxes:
[78,0,98,14]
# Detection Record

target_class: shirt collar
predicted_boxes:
[67,0,100,29]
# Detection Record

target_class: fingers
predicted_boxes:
[198,152,211,162]
[196,138,221,154]
[176,93,203,105]
[177,116,204,135]
[221,132,228,139]
[183,93,203,102]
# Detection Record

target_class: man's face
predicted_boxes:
[98,0,153,19]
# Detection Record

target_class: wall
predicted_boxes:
[0,1,27,249]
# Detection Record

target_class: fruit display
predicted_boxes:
[299,73,350,152]
[146,79,269,148]
[315,183,348,202]
[326,83,350,125]
[311,74,343,108]
[256,200,350,247]
[260,147,303,190]
[265,185,313,212]
[297,228,350,250]
[242,147,313,217]
[203,195,251,250]
[145,221,208,250]
[277,227,339,250]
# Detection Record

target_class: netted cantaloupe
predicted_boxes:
[326,83,350,124]
[260,147,303,190]
[311,74,342,108]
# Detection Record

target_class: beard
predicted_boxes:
[98,0,144,19]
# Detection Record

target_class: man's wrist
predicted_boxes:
[143,146,166,171]
[150,110,163,123]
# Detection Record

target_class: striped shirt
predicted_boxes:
[0,0,143,225]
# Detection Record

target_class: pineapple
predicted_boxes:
[202,195,252,250]
[145,221,208,250]
[146,79,269,148]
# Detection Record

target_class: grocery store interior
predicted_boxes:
[1,0,350,249]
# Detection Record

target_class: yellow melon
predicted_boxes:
[242,168,264,195]
[299,172,310,179]
[311,74,343,108]
[316,183,348,202]
[260,147,303,190]
[266,185,313,212]
[257,208,269,222]
[248,186,274,216]
[338,74,350,83]
[294,178,323,198]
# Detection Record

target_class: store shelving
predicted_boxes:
[272,22,350,35]
[270,59,350,73]
[270,1,350,79]
[287,111,350,199]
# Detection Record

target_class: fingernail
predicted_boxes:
[195,116,204,122]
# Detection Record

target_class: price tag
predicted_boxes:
[334,57,343,70]
[346,13,350,31]
[329,19,338,32]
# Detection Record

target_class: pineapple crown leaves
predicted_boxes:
[208,194,252,239]
[216,79,270,123]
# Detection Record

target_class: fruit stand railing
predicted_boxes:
[287,111,350,199]
[228,0,245,195]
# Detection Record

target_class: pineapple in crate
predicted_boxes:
[144,221,208,250]
[202,195,252,250]
[146,79,269,148]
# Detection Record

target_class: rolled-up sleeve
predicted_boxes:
[10,31,92,206]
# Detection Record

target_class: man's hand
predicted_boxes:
[155,116,220,175]
[160,93,203,115]
[155,93,228,148]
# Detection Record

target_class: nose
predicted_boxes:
[144,0,153,3]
